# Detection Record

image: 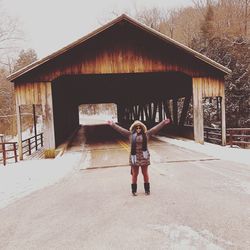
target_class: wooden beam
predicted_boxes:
[158,101,163,121]
[179,96,191,126]
[221,95,226,146]
[192,78,204,144]
[138,105,144,121]
[33,104,38,150]
[163,100,171,119]
[16,104,23,160]
[144,104,149,121]
[173,98,178,126]
[148,103,152,121]
[42,82,56,155]
[152,101,157,122]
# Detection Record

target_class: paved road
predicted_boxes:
[0,125,250,250]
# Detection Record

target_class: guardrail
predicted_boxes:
[227,128,250,148]
[0,142,18,166]
[22,133,43,155]
[0,133,43,166]
[204,127,222,145]
[204,127,250,148]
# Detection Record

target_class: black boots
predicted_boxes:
[144,183,150,195]
[131,184,137,196]
[131,183,150,195]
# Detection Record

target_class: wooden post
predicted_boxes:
[42,82,56,158]
[158,101,163,121]
[16,105,23,160]
[173,98,178,126]
[192,78,204,144]
[221,95,226,146]
[33,104,38,150]
[28,139,31,155]
[13,143,18,163]
[138,105,144,122]
[229,130,233,147]
[179,96,191,127]
[2,143,6,166]
[152,101,157,122]
[163,100,171,120]
[148,103,152,122]
[144,104,149,121]
[41,133,44,147]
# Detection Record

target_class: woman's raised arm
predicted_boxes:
[146,118,171,137]
[107,120,130,138]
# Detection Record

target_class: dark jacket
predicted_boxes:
[111,120,166,166]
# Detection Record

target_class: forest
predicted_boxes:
[0,0,250,138]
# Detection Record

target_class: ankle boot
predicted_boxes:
[131,184,137,196]
[144,183,150,195]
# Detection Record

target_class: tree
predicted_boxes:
[0,68,16,135]
[200,4,215,46]
[0,2,23,71]
[132,2,249,128]
[13,49,38,72]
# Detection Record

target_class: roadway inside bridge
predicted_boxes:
[66,124,217,170]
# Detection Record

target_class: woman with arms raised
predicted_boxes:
[107,118,171,196]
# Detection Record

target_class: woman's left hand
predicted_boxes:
[163,118,171,125]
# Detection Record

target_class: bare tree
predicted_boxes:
[13,49,38,72]
[0,2,23,70]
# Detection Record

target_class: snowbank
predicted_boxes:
[157,136,250,166]
[0,152,81,209]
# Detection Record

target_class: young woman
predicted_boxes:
[107,118,171,196]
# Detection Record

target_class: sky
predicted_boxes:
[1,0,193,59]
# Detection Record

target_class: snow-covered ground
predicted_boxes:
[0,152,81,209]
[157,136,250,166]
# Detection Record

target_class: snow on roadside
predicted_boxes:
[157,136,250,166]
[0,152,81,209]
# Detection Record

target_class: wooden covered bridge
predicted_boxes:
[7,14,231,159]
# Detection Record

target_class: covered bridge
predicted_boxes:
[7,14,231,159]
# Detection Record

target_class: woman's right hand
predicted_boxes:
[107,120,114,126]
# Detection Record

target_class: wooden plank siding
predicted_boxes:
[15,82,55,152]
[192,77,226,145]
[14,22,225,84]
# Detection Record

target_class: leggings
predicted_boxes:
[131,165,149,184]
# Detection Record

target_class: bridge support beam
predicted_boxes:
[42,82,56,157]
[192,78,204,144]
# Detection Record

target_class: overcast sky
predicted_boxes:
[2,0,193,59]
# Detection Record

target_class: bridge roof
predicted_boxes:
[8,14,231,81]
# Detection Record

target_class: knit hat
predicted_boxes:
[129,120,147,133]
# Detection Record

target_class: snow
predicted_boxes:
[0,152,81,209]
[150,224,233,249]
[157,136,250,166]
[79,114,117,125]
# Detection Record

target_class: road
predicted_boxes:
[0,125,250,250]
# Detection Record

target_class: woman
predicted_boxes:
[107,118,171,196]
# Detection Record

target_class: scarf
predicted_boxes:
[131,132,148,165]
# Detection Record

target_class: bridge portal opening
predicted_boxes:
[78,103,117,125]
